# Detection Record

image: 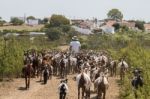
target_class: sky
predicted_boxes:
[0,0,150,22]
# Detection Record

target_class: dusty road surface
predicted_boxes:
[0,74,119,99]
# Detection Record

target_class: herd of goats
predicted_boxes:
[22,49,144,99]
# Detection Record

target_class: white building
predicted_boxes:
[72,26,93,35]
[27,19,39,26]
[100,26,115,34]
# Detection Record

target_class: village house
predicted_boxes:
[98,19,116,34]
[70,19,84,25]
[120,20,136,29]
[144,23,150,32]
[27,19,39,26]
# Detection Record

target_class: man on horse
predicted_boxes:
[69,36,81,57]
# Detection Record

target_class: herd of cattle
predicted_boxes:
[22,49,143,99]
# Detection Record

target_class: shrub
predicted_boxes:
[46,27,61,41]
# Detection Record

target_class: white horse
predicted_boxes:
[94,72,109,99]
[76,72,92,99]
[118,59,128,80]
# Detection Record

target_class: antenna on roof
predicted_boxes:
[24,13,26,22]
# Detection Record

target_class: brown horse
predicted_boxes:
[22,63,34,89]
[60,59,66,78]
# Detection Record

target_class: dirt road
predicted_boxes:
[0,74,119,99]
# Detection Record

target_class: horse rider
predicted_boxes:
[69,36,81,57]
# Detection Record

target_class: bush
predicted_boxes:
[46,28,61,41]
[49,14,70,27]
[10,17,24,25]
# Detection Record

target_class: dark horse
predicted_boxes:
[132,75,143,89]
[60,59,66,78]
[22,64,33,89]
[43,66,49,84]
[59,79,68,99]
[131,69,143,98]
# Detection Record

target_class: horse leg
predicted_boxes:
[60,67,62,78]
[86,88,90,99]
[60,92,62,99]
[78,87,80,99]
[63,92,66,99]
[65,67,67,77]
[82,87,85,99]
[114,67,116,76]
[120,73,122,81]
[98,89,102,99]
[40,71,42,81]
[28,77,30,89]
[103,90,106,99]
[25,77,27,89]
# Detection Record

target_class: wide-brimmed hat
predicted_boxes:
[72,36,78,41]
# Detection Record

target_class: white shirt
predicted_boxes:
[70,41,81,53]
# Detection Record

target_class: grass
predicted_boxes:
[0,24,44,31]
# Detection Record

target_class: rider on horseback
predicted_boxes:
[69,36,81,57]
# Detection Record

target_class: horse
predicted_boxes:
[118,59,128,81]
[76,72,91,99]
[43,66,49,84]
[132,75,143,89]
[39,57,49,82]
[131,68,143,98]
[48,65,53,80]
[32,56,39,77]
[110,60,117,77]
[58,79,68,99]
[94,73,109,99]
[22,63,34,89]
[51,58,58,76]
[60,58,66,78]
[99,55,108,67]
[68,56,77,74]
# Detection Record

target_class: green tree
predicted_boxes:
[120,25,129,32]
[135,20,145,31]
[107,9,123,21]
[27,16,36,20]
[49,14,70,27]
[10,17,24,25]
[43,18,49,24]
[0,17,6,26]
[62,25,71,33]
[46,28,61,41]
[112,23,120,31]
